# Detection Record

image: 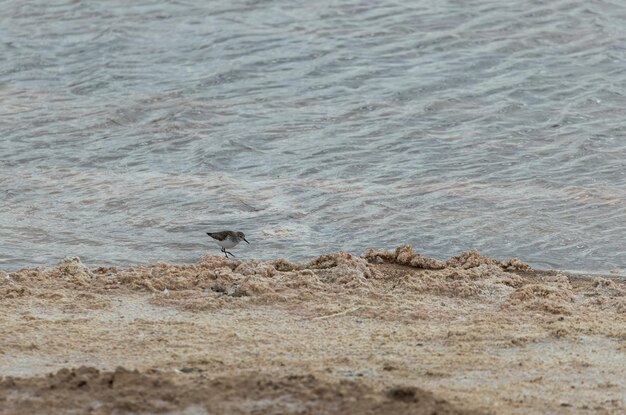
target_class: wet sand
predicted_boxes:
[1,246,624,414]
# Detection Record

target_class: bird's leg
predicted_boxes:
[225,250,235,258]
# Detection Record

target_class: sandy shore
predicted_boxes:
[1,246,624,414]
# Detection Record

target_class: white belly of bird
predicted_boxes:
[217,238,238,249]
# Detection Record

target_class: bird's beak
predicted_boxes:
[243,238,250,244]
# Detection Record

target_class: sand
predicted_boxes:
[1,246,624,414]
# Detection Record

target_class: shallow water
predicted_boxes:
[1,0,625,271]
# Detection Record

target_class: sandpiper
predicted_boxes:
[206,231,249,258]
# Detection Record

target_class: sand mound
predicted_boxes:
[0,247,565,312]
[0,366,477,415]
[362,245,531,271]
[389,264,518,298]
[0,247,617,316]
[504,273,575,314]
[363,245,448,269]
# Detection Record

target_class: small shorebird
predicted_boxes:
[206,231,249,258]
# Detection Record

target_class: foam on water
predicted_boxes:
[1,0,625,271]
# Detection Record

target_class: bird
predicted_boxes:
[206,231,249,258]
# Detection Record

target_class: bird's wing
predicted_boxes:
[207,231,229,241]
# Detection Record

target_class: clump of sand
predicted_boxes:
[388,264,518,298]
[0,247,619,317]
[0,366,477,415]
[0,246,570,313]
[0,281,31,299]
[592,277,626,296]
[362,245,531,271]
[363,245,448,269]
[504,273,575,314]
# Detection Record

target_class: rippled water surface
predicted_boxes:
[1,0,625,271]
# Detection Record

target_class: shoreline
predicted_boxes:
[2,259,624,281]
[1,246,625,414]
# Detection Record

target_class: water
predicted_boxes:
[1,0,625,272]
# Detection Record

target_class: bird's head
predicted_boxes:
[237,231,249,244]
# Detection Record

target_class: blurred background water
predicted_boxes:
[1,0,625,272]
